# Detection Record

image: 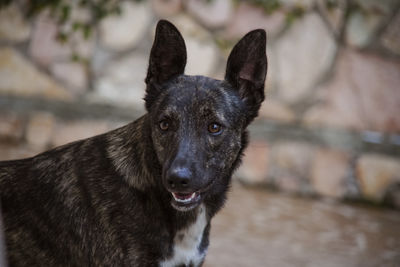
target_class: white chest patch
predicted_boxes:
[160,205,207,267]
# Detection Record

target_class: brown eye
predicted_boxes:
[159,120,169,131]
[208,123,222,135]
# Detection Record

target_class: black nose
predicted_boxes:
[167,167,192,190]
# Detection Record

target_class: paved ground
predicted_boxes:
[204,183,400,267]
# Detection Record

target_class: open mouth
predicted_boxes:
[170,192,201,211]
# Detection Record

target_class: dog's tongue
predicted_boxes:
[174,193,194,200]
[171,192,198,202]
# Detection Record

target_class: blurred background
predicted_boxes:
[0,0,399,266]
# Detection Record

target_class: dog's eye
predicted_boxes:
[208,123,222,135]
[159,120,169,131]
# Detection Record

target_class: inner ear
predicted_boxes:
[239,62,256,81]
[225,29,267,104]
[145,20,187,86]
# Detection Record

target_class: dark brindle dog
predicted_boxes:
[0,20,267,266]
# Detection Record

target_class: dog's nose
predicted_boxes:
[167,167,192,190]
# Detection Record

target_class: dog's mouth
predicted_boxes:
[172,192,198,203]
[170,192,202,211]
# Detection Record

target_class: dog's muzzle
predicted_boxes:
[164,166,204,211]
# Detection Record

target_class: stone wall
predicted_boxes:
[1,0,400,208]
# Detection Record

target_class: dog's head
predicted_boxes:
[145,20,267,212]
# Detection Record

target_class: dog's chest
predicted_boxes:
[160,206,207,267]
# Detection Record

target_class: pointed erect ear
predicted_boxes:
[225,30,267,122]
[145,20,187,110]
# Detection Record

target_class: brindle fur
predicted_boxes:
[0,20,267,266]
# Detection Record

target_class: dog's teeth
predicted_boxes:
[172,192,197,203]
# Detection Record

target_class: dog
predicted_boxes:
[0,20,267,266]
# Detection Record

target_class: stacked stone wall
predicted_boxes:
[1,0,399,208]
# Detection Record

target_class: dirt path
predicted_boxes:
[204,184,400,267]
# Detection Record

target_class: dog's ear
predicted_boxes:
[225,29,267,123]
[145,20,187,110]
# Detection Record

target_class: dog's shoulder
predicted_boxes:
[0,154,36,193]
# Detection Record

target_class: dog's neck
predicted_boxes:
[107,114,161,191]
[160,205,208,267]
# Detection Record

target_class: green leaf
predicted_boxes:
[82,24,91,40]
[60,4,71,23]
[56,31,68,43]
[72,22,82,32]
[0,0,13,9]
[71,52,81,62]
